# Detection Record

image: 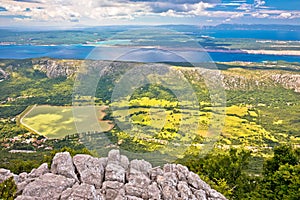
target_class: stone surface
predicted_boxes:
[16,173,76,200]
[60,183,102,200]
[51,152,78,181]
[73,154,105,188]
[0,168,14,183]
[5,150,227,200]
[28,163,49,178]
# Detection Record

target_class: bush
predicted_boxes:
[0,177,17,200]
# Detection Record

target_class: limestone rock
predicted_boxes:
[73,154,105,188]
[60,183,102,200]
[16,173,76,200]
[9,150,228,200]
[51,152,78,181]
[0,168,14,183]
[28,163,49,178]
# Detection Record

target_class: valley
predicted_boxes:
[0,58,299,199]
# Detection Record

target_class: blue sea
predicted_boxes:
[0,45,300,63]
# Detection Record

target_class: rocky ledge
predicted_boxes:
[0,150,227,200]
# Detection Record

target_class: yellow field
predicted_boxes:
[21,105,113,139]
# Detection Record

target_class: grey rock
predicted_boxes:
[127,195,144,200]
[0,67,9,80]
[102,181,124,200]
[73,154,105,188]
[107,149,121,165]
[162,185,179,200]
[51,152,78,181]
[194,190,207,200]
[163,172,178,187]
[149,166,164,181]
[18,173,76,200]
[34,59,78,78]
[129,159,152,177]
[177,181,193,200]
[105,163,126,182]
[98,157,108,168]
[15,196,39,200]
[120,155,130,170]
[28,163,49,178]
[60,183,101,200]
[13,150,227,200]
[148,182,161,199]
[208,189,227,200]
[125,184,146,199]
[0,168,14,183]
[17,172,28,183]
[187,171,210,191]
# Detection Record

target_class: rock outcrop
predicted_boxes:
[2,150,227,200]
[32,59,80,78]
[0,67,10,81]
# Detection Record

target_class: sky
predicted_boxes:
[0,0,300,28]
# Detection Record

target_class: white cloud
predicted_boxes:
[252,12,269,18]
[237,3,252,11]
[0,0,152,23]
[231,13,244,19]
[159,1,215,17]
[0,0,299,26]
[254,0,265,8]
[276,12,292,19]
[188,2,215,15]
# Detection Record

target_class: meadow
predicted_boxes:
[21,105,113,139]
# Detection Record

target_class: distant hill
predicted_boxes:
[203,24,300,31]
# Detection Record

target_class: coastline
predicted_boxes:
[242,49,300,56]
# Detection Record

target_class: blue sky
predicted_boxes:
[0,0,299,28]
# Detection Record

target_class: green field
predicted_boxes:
[21,105,113,139]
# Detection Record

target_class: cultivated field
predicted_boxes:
[21,105,114,139]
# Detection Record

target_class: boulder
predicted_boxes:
[73,154,105,188]
[16,173,76,200]
[51,152,78,181]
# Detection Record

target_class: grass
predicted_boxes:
[111,98,281,152]
[21,105,113,139]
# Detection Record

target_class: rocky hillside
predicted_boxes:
[32,59,82,78]
[30,59,300,93]
[0,150,227,200]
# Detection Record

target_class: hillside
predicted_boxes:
[0,58,299,199]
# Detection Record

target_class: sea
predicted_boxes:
[0,28,300,63]
[0,45,300,63]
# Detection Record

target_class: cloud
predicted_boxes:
[252,12,269,18]
[231,12,244,18]
[254,0,265,8]
[130,0,220,4]
[14,0,41,3]
[276,12,292,19]
[153,1,216,17]
[237,3,252,11]
[0,0,299,26]
[0,0,153,23]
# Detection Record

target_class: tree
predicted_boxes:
[177,148,252,199]
[0,177,17,200]
[263,144,299,175]
[253,145,300,200]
